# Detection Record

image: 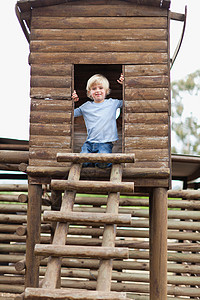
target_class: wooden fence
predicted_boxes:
[0,184,200,299]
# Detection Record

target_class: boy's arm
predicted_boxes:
[74,107,82,117]
[72,90,82,117]
[116,74,124,108]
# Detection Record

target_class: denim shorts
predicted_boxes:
[81,141,113,168]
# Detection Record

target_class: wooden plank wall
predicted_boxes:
[29,65,73,168]
[29,1,168,65]
[29,0,170,175]
[124,64,170,169]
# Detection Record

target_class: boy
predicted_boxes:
[72,73,124,168]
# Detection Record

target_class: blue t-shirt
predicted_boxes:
[74,98,123,143]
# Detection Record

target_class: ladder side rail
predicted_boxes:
[41,163,82,288]
[96,163,123,291]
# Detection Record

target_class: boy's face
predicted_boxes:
[89,83,106,103]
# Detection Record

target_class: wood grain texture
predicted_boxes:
[31,76,71,88]
[31,16,167,29]
[31,28,168,41]
[43,211,132,225]
[125,136,168,149]
[29,136,71,148]
[30,40,167,53]
[19,0,170,11]
[35,244,129,259]
[124,112,168,124]
[125,64,168,76]
[31,99,72,111]
[41,163,81,289]
[51,179,134,194]
[56,153,135,163]
[28,0,170,179]
[124,60,170,171]
[125,149,169,162]
[150,188,168,300]
[125,124,168,137]
[31,64,72,76]
[30,87,71,99]
[25,288,127,300]
[30,111,71,124]
[32,4,168,17]
[97,164,123,291]
[29,148,71,160]
[30,124,71,136]
[125,88,168,100]
[25,184,42,288]
[125,76,168,88]
[29,52,168,65]
[125,100,169,113]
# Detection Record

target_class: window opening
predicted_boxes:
[73,64,123,153]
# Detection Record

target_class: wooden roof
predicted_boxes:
[16,0,171,12]
[172,154,200,182]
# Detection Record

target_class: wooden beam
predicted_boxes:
[15,4,30,43]
[149,187,168,300]
[57,153,135,163]
[26,166,170,179]
[17,0,170,11]
[25,184,42,288]
[51,179,134,194]
[35,244,129,259]
[170,11,185,21]
[25,288,128,300]
[0,150,29,164]
[43,211,132,225]
[168,189,200,200]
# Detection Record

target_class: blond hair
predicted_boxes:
[86,74,110,99]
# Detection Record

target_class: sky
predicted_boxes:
[0,0,200,141]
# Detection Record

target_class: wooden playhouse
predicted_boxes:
[15,0,187,299]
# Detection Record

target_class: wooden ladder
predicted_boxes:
[25,153,135,300]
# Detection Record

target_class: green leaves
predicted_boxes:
[171,70,200,155]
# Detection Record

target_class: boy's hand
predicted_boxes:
[72,90,79,102]
[117,73,124,85]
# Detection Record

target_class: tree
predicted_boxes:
[171,70,200,155]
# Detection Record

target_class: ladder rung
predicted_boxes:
[43,211,132,225]
[35,245,129,259]
[57,153,135,163]
[25,288,128,299]
[51,179,134,194]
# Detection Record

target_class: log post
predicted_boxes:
[149,187,168,300]
[25,184,42,288]
[15,259,26,272]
